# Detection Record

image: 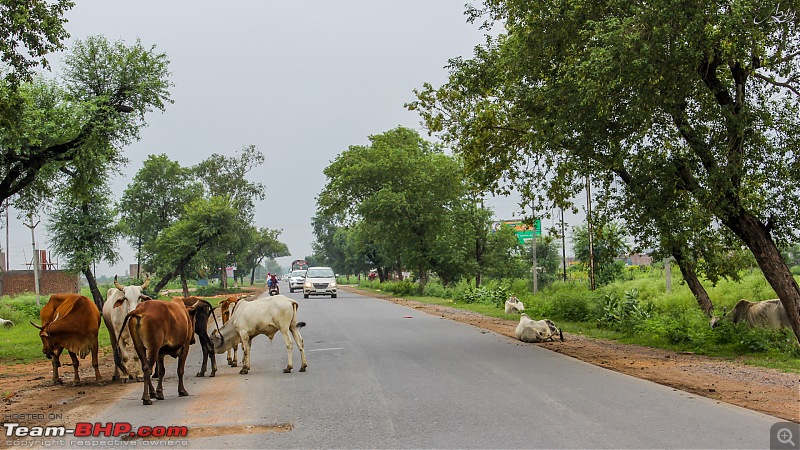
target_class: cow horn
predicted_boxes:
[114,275,125,291]
[29,321,43,330]
[141,274,151,289]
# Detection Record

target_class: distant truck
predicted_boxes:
[291,259,309,271]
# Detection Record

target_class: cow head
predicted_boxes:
[209,329,227,353]
[710,306,728,329]
[112,274,152,308]
[30,322,56,359]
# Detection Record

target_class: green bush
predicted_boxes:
[457,284,509,307]
[422,280,450,298]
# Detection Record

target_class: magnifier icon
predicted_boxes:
[778,428,796,446]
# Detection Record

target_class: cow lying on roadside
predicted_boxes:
[211,294,307,374]
[0,318,14,328]
[119,298,196,405]
[515,314,565,343]
[31,294,101,384]
[710,299,791,329]
[505,295,525,314]
[179,297,220,377]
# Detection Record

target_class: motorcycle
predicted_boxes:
[268,279,279,296]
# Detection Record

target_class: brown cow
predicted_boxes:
[118,298,196,405]
[218,296,242,367]
[31,294,101,385]
[710,299,792,329]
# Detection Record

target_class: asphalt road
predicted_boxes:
[65,283,780,449]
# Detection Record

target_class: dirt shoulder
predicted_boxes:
[342,286,800,423]
[0,286,267,445]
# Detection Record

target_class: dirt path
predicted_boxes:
[1,285,797,442]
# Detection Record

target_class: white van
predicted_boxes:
[303,266,337,298]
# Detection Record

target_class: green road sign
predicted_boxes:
[492,219,541,245]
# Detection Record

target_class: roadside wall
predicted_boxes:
[0,270,80,296]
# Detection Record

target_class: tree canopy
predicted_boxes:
[409,0,800,341]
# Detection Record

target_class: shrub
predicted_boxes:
[457,285,509,308]
[422,281,450,298]
[597,288,652,332]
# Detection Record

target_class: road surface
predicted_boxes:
[61,284,780,448]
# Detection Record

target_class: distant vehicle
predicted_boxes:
[289,269,307,293]
[303,266,337,299]
[282,273,290,281]
[291,259,309,271]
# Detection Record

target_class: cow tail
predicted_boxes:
[112,312,138,377]
[290,301,306,329]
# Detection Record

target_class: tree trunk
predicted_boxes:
[250,267,256,285]
[671,250,714,316]
[180,270,189,298]
[723,210,800,343]
[82,267,105,313]
[151,234,217,293]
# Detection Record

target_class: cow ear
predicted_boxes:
[139,295,152,301]
[113,298,125,308]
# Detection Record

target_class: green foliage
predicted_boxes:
[0,0,74,83]
[597,289,653,332]
[456,283,508,308]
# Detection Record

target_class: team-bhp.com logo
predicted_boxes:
[4,422,188,438]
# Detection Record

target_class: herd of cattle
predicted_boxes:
[28,276,308,405]
[19,280,795,405]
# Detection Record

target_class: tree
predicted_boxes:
[0,35,173,206]
[146,196,238,294]
[317,126,466,284]
[410,0,800,342]
[239,227,289,285]
[572,223,629,287]
[0,0,73,84]
[45,177,120,311]
[118,154,201,277]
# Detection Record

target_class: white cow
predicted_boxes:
[504,295,525,314]
[515,314,565,343]
[0,318,14,328]
[210,294,307,375]
[102,275,151,380]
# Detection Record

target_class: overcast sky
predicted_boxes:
[5,0,570,277]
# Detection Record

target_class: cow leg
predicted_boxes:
[91,342,102,381]
[290,325,308,372]
[139,350,155,406]
[239,334,251,375]
[155,354,166,400]
[196,341,208,377]
[281,328,294,373]
[207,342,217,377]
[51,348,63,384]
[177,344,189,397]
[67,351,81,384]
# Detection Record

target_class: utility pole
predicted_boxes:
[561,207,567,282]
[586,174,596,291]
[4,199,8,271]
[24,213,41,306]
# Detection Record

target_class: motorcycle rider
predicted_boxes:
[268,273,279,294]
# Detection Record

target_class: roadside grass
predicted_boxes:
[351,270,800,373]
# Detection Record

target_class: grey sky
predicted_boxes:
[5,1,568,277]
